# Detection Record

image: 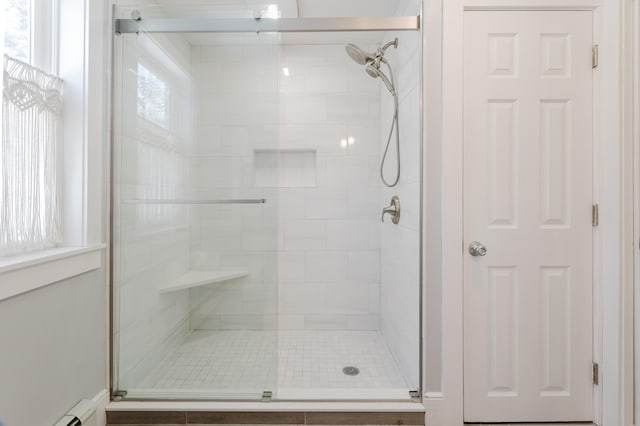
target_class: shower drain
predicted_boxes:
[342,366,360,376]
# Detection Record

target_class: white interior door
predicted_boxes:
[463,11,593,423]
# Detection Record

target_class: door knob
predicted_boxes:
[468,241,487,256]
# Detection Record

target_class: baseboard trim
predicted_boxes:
[92,389,110,426]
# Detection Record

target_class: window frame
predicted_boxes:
[32,0,58,73]
[0,0,107,301]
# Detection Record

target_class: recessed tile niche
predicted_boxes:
[253,149,317,187]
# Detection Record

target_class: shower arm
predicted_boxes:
[378,38,399,55]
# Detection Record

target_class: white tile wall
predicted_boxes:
[114,33,194,389]
[326,220,373,250]
[190,41,383,331]
[305,188,348,219]
[254,149,318,188]
[378,0,422,390]
[302,252,346,282]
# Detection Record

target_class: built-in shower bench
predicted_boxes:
[158,269,249,294]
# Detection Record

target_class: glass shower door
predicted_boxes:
[112,11,280,399]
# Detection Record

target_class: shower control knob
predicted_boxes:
[468,241,487,257]
[381,196,400,224]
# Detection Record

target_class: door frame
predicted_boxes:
[422,0,635,425]
[636,0,640,419]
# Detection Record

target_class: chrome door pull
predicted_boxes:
[468,241,487,256]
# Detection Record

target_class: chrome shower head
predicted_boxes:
[366,64,396,96]
[345,39,398,96]
[345,43,375,65]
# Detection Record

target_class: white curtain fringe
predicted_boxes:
[1,55,63,256]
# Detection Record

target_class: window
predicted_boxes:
[134,58,185,228]
[4,0,56,72]
[4,0,31,63]
[0,0,106,300]
[2,0,61,257]
[137,63,170,129]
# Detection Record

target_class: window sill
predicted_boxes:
[0,244,106,301]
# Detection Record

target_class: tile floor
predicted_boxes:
[135,330,408,397]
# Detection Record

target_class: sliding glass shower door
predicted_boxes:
[112,16,281,399]
[112,1,423,402]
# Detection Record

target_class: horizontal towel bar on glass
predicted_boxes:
[122,199,266,205]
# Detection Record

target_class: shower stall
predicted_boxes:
[111,0,422,402]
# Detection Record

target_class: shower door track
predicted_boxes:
[115,16,420,34]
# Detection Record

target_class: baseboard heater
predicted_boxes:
[53,399,97,426]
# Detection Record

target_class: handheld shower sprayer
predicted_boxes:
[366,59,396,96]
[344,38,400,187]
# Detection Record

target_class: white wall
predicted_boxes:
[0,1,109,424]
[379,0,422,390]
[189,40,384,332]
[0,267,107,426]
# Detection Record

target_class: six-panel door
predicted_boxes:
[463,10,594,423]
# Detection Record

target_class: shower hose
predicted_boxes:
[380,61,400,188]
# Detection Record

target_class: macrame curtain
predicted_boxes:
[1,55,63,256]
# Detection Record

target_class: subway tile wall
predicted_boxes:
[379,0,422,390]
[189,40,384,331]
[113,33,194,388]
